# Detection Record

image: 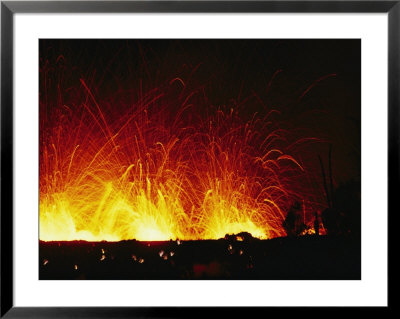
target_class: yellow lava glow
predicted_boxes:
[39,166,287,241]
[40,178,191,241]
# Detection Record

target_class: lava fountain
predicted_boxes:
[39,41,311,242]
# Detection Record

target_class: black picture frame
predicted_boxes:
[1,1,393,317]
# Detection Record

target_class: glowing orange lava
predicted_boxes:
[40,68,308,242]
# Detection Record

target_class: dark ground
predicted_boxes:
[39,235,360,280]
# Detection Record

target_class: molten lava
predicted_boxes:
[40,53,311,242]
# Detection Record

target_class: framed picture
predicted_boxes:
[1,0,392,316]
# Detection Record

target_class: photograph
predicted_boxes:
[39,39,361,280]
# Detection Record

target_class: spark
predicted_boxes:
[39,56,315,242]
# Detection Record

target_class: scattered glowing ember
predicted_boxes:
[43,259,49,266]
